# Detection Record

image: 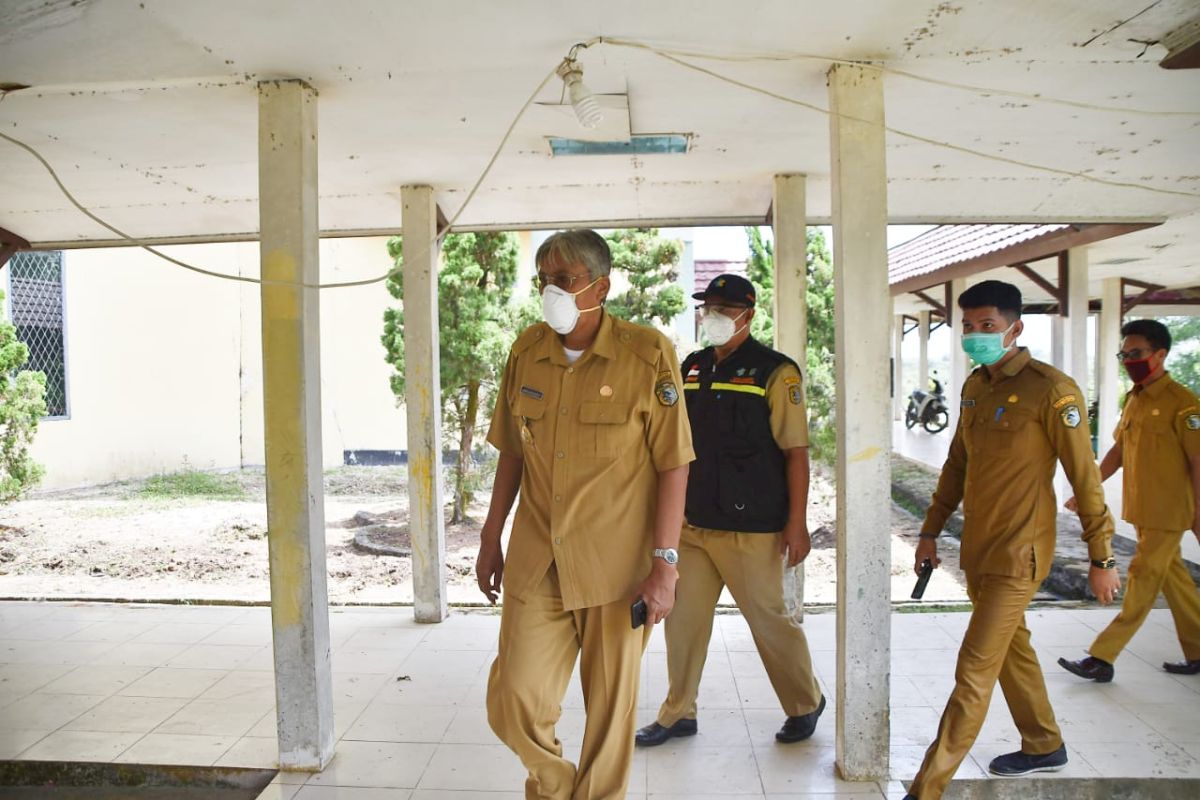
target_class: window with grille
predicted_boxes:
[7,251,68,418]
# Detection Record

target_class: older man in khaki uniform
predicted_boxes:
[904,280,1118,800]
[1059,318,1200,682]
[476,229,693,800]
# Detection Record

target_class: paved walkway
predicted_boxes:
[2,601,1199,798]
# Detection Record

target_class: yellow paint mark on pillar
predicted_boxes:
[849,446,882,463]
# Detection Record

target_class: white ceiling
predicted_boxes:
[2,0,1199,292]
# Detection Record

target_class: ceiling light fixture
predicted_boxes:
[556,57,603,129]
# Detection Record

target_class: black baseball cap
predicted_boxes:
[692,274,756,306]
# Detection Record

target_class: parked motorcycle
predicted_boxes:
[906,375,950,433]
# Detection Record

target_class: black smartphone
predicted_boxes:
[911,559,933,600]
[631,598,648,629]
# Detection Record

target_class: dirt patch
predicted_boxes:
[0,465,970,605]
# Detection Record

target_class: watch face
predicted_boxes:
[659,548,679,564]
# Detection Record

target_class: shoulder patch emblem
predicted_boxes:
[520,386,544,400]
[784,375,801,386]
[789,385,804,405]
[1053,395,1076,410]
[1061,405,1081,428]
[655,376,679,407]
[1187,415,1200,431]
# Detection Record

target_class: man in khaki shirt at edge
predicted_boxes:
[476,229,694,799]
[1059,318,1200,682]
[904,280,1119,800]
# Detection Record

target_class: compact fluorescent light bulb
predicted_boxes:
[556,59,603,129]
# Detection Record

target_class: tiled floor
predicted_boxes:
[2,601,1199,799]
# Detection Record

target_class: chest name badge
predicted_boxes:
[1061,405,1082,428]
[655,377,679,407]
[962,399,976,408]
[520,386,544,401]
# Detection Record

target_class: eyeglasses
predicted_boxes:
[1115,348,1154,362]
[696,303,749,318]
[536,271,589,291]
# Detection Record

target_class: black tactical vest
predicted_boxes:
[682,337,799,533]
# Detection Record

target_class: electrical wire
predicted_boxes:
[600,37,1200,117]
[602,40,1200,201]
[1,32,1196,292]
[0,57,562,290]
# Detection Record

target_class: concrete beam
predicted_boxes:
[948,278,971,428]
[918,310,931,394]
[402,185,449,624]
[828,62,890,781]
[893,314,905,421]
[1097,277,1123,458]
[1065,248,1090,392]
[773,174,808,623]
[257,79,335,771]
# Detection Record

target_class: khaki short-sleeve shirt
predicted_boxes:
[765,363,809,450]
[487,312,695,611]
[1116,373,1200,531]
[921,349,1114,580]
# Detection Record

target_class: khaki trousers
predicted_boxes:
[1090,526,1200,664]
[656,523,822,726]
[487,564,652,800]
[910,573,1062,800]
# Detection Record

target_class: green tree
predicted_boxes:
[1164,317,1200,394]
[381,233,520,523]
[604,229,687,327]
[0,288,47,502]
[745,227,837,462]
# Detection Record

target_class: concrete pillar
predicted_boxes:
[257,79,334,771]
[918,310,930,395]
[948,278,971,427]
[1065,248,1090,393]
[828,62,890,781]
[675,228,697,349]
[773,174,808,623]
[403,186,449,623]
[893,314,905,421]
[1097,277,1123,458]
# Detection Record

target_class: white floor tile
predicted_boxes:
[65,694,188,733]
[17,729,143,761]
[119,667,230,698]
[2,692,106,730]
[40,665,152,696]
[344,704,456,744]
[116,732,240,766]
[416,743,528,791]
[0,728,52,759]
[306,741,437,789]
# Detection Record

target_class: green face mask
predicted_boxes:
[961,322,1015,365]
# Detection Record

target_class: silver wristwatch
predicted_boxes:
[653,547,679,565]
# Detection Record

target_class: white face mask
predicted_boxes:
[700,308,749,347]
[541,277,602,335]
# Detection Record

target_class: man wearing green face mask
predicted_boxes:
[903,280,1118,800]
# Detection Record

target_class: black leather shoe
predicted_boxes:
[775,695,826,743]
[634,718,697,747]
[1163,659,1200,675]
[1057,655,1114,683]
[988,744,1068,776]
[902,795,917,800]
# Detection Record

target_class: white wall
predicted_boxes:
[27,237,410,489]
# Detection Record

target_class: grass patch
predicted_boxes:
[139,470,246,500]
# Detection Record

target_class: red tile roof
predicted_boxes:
[888,224,1071,286]
[694,259,748,296]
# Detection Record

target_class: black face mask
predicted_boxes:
[1123,358,1153,384]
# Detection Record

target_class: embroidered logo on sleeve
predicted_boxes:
[655,376,679,407]
[789,385,804,405]
[1061,405,1082,428]
[1053,395,1076,410]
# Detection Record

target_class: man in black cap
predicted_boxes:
[635,273,825,747]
